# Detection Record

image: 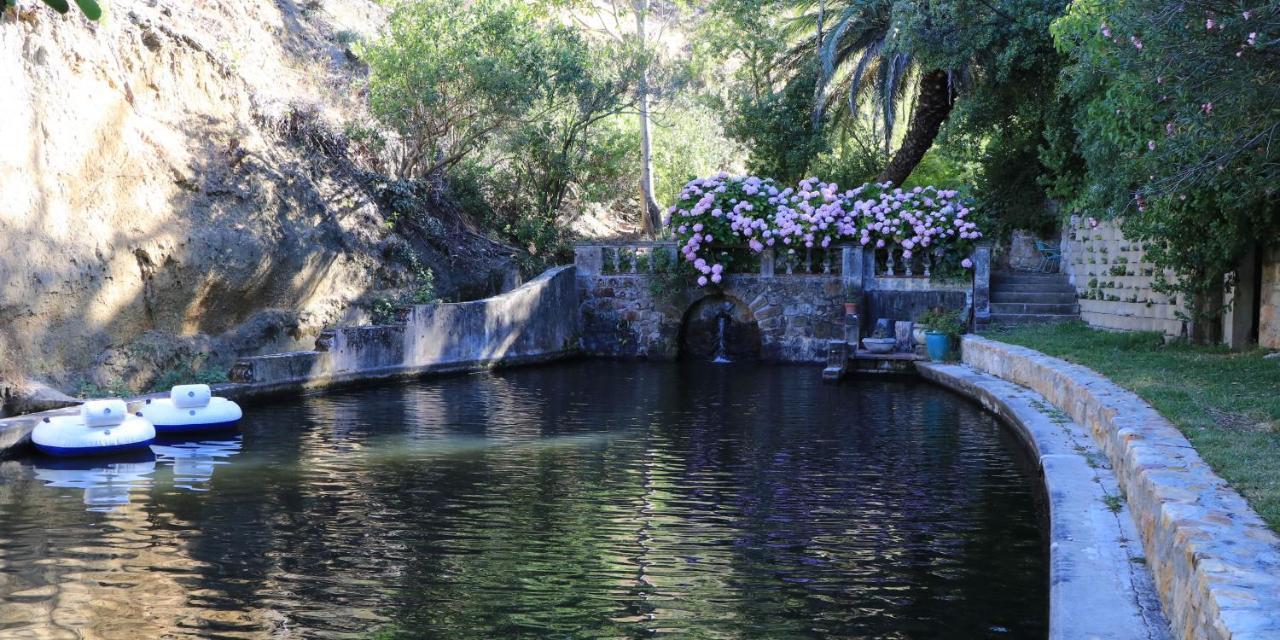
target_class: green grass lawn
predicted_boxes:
[986,322,1280,530]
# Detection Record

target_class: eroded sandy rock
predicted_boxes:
[0,0,512,396]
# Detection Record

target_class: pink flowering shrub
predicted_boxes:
[668,173,780,284]
[668,174,983,286]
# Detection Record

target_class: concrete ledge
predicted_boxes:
[959,335,1280,640]
[919,362,1170,640]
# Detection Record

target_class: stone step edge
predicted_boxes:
[991,293,1080,300]
[917,362,1170,640]
[959,335,1280,640]
[991,304,1081,313]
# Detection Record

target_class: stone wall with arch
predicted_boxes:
[578,273,849,363]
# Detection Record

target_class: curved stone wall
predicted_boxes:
[958,335,1280,640]
[919,361,1170,640]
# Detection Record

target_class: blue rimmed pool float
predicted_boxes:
[32,399,157,457]
[139,384,242,434]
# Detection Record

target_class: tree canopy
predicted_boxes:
[346,0,1277,335]
[1046,0,1280,331]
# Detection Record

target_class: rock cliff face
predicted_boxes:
[0,0,509,401]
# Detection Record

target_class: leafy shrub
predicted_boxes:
[917,307,966,341]
[368,248,438,325]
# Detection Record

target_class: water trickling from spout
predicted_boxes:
[712,315,731,363]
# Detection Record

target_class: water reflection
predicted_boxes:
[151,436,243,492]
[30,452,157,512]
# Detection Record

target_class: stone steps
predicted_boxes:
[986,271,1081,326]
[989,313,1080,325]
[991,291,1079,304]
[994,273,1073,285]
[991,302,1081,315]
[992,281,1077,293]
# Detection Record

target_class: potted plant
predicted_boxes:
[842,280,860,316]
[916,307,965,362]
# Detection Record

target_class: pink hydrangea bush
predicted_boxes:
[855,184,983,269]
[668,173,779,285]
[669,175,983,287]
[770,178,860,250]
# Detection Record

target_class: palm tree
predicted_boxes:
[789,0,960,186]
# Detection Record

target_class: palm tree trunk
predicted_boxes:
[877,69,955,186]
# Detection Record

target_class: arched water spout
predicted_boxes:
[680,295,761,361]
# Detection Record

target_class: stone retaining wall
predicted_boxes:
[228,265,579,390]
[0,266,580,456]
[961,335,1280,640]
[578,273,969,363]
[1060,216,1188,336]
[1061,217,1280,348]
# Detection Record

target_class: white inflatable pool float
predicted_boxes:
[139,384,243,434]
[32,399,157,457]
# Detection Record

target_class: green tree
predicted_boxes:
[1047,0,1280,341]
[724,67,829,182]
[359,0,568,180]
[553,0,702,234]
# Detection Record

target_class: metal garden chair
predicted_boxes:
[1034,240,1061,273]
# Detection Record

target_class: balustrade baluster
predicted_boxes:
[804,248,813,274]
[886,250,896,276]
[629,247,638,274]
[905,252,914,277]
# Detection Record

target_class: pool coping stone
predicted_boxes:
[919,361,1171,640]
[946,335,1280,640]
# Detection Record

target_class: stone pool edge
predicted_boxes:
[951,335,1280,640]
[918,361,1170,640]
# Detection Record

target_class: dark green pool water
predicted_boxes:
[0,361,1047,638]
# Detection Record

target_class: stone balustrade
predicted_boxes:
[575,241,992,327]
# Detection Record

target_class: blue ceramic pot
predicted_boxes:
[925,331,950,362]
